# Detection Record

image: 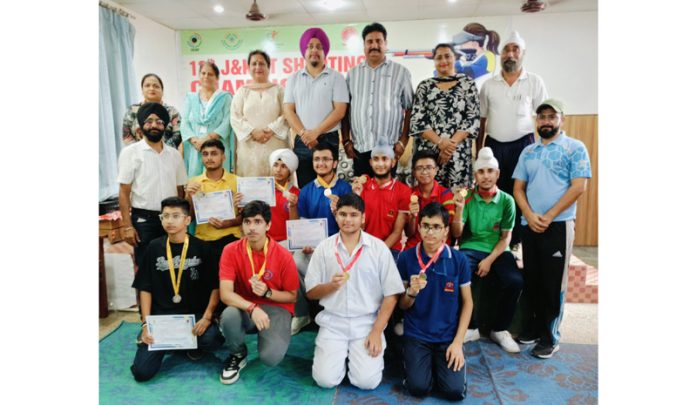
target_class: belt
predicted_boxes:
[131,208,160,218]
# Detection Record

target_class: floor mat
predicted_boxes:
[100,322,335,404]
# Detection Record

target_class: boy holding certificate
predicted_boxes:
[186,139,243,279]
[130,197,224,382]
[218,201,300,385]
[305,193,404,390]
[397,202,473,400]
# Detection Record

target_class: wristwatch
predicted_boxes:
[264,288,273,299]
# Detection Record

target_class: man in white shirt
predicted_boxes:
[477,31,548,250]
[118,102,187,269]
[305,193,404,390]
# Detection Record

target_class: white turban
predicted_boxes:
[474,147,499,171]
[504,30,526,51]
[269,148,299,172]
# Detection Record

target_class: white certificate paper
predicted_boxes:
[192,190,236,224]
[146,314,198,351]
[237,177,276,207]
[286,219,328,251]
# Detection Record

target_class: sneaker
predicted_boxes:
[290,316,311,336]
[393,321,404,336]
[490,330,521,353]
[516,332,539,345]
[186,349,204,361]
[464,328,480,343]
[531,343,559,359]
[220,353,248,385]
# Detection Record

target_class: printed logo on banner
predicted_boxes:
[187,33,202,51]
[222,32,242,50]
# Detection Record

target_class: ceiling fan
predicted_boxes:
[521,0,547,13]
[246,0,267,21]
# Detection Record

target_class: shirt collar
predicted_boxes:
[201,170,233,183]
[300,65,330,77]
[414,180,443,199]
[313,173,339,189]
[532,130,567,148]
[419,242,452,260]
[359,58,390,70]
[493,67,529,82]
[137,139,164,153]
[337,231,369,252]
[473,187,502,204]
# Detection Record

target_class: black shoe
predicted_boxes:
[531,343,559,359]
[186,349,204,361]
[220,353,247,385]
[516,332,539,345]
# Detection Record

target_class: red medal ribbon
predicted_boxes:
[416,242,445,276]
[334,236,365,275]
[477,185,498,198]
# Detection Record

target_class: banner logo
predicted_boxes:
[222,32,242,50]
[187,33,202,51]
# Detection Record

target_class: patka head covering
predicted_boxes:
[269,148,299,173]
[371,144,395,159]
[474,147,499,171]
[300,27,330,57]
[503,30,526,51]
[137,102,170,128]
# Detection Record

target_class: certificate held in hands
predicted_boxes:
[146,314,198,351]
[192,190,235,224]
[286,219,329,251]
[237,177,276,207]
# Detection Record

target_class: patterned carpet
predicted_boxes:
[101,322,597,404]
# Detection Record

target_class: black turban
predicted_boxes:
[136,102,170,128]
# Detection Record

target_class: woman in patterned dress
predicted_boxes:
[122,73,181,148]
[230,50,290,177]
[409,43,480,189]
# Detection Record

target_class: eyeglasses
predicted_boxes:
[144,118,165,126]
[414,165,437,173]
[159,213,185,221]
[313,157,334,163]
[420,224,445,233]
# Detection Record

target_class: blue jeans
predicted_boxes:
[402,336,467,401]
[461,249,523,331]
[130,316,225,382]
[293,131,339,188]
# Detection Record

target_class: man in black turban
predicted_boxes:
[137,102,171,143]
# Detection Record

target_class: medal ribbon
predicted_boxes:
[166,235,189,299]
[416,242,445,276]
[477,185,498,198]
[316,173,334,189]
[246,237,269,279]
[334,236,365,275]
[275,181,289,192]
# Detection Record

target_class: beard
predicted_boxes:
[143,128,164,143]
[374,171,391,180]
[309,60,320,68]
[537,125,560,139]
[502,59,519,73]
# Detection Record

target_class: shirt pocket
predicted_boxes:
[517,95,531,116]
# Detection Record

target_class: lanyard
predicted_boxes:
[166,236,189,300]
[316,174,334,189]
[246,237,269,279]
[477,185,498,198]
[416,242,445,276]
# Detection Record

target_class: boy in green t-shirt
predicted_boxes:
[451,147,523,353]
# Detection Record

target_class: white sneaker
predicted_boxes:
[490,330,521,353]
[290,316,311,335]
[464,328,480,343]
[393,321,404,336]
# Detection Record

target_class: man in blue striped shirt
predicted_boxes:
[342,22,414,177]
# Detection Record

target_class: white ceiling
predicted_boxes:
[111,0,598,30]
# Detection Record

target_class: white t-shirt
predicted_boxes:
[479,69,548,142]
[117,140,187,211]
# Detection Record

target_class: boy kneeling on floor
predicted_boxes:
[131,197,224,382]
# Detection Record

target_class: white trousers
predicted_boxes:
[312,326,386,390]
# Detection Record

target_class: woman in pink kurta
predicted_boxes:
[230,50,290,177]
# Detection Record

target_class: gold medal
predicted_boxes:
[344,272,350,281]
[459,188,468,198]
[166,236,189,306]
[172,294,182,303]
[323,188,332,197]
[358,175,367,184]
[419,273,427,280]
[410,195,419,203]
